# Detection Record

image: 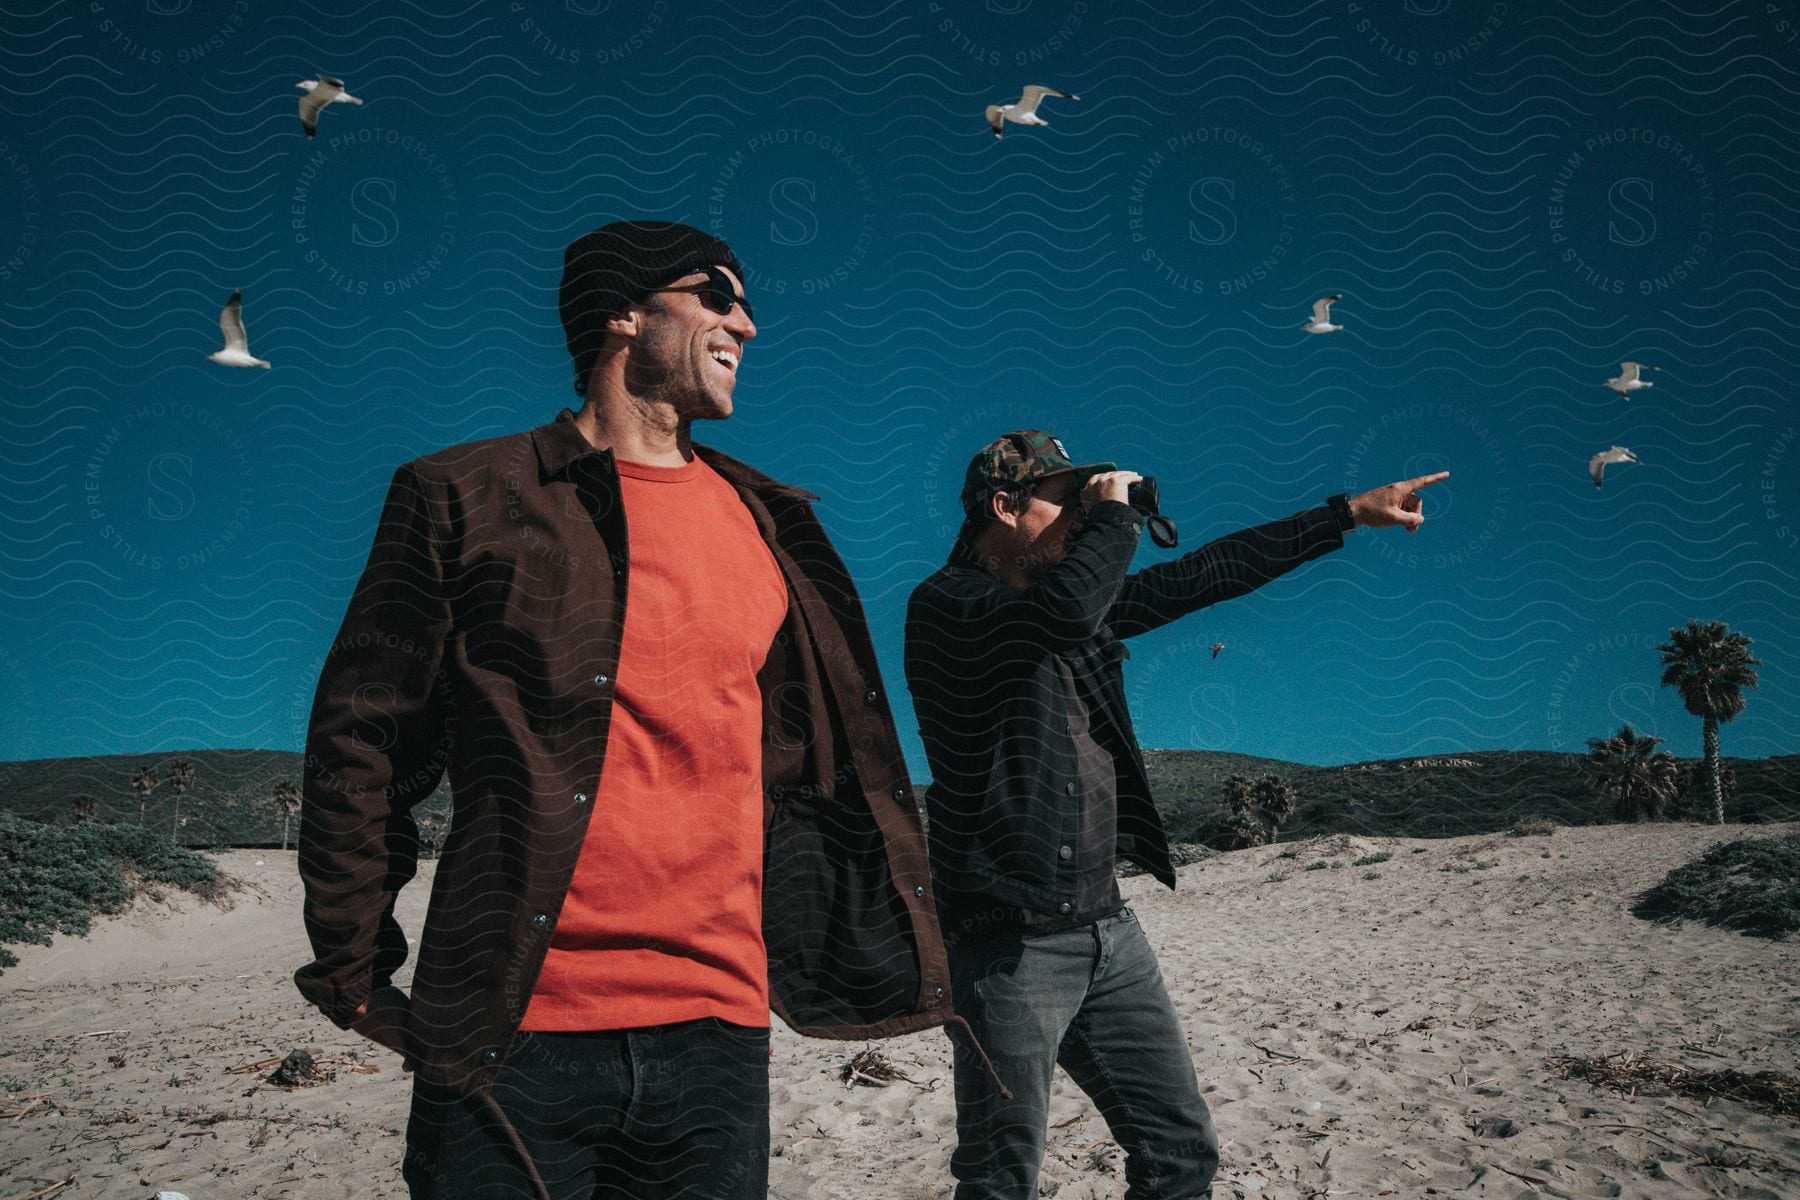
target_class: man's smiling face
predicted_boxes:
[629,264,757,422]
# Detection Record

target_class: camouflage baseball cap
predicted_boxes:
[959,430,1116,516]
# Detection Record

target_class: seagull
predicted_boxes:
[1302,295,1342,334]
[986,86,1078,138]
[1589,445,1638,489]
[297,75,363,139]
[1603,361,1657,398]
[1210,642,1225,659]
[207,291,270,369]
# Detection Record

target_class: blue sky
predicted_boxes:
[2,0,1795,774]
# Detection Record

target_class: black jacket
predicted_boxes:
[905,500,1345,931]
[297,411,951,1098]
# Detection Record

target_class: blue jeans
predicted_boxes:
[402,1018,770,1200]
[948,910,1218,1199]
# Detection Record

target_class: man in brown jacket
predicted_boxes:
[296,220,950,1199]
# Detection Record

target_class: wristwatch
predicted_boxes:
[1326,493,1356,532]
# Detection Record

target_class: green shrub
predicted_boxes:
[1511,817,1556,837]
[1304,860,1331,871]
[1632,836,1800,939]
[1353,853,1390,866]
[0,813,226,970]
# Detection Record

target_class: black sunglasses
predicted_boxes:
[643,265,754,322]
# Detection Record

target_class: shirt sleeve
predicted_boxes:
[1107,506,1345,640]
[293,460,453,1029]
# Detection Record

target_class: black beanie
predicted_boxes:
[560,220,743,392]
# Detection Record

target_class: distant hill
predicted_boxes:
[0,750,451,848]
[1145,748,1800,846]
[0,747,1793,848]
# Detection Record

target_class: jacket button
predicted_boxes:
[913,885,925,897]
[1059,845,1072,861]
[482,1048,500,1064]
[573,792,589,804]
[1064,781,1076,796]
[594,674,609,686]
[893,786,907,802]
[864,689,878,703]
[531,913,548,928]
[1058,902,1072,915]
[934,986,945,999]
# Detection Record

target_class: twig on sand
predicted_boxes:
[6,1097,52,1122]
[1487,1162,1555,1187]
[1251,1042,1310,1064]
[839,1047,923,1088]
[69,1029,129,1039]
[5,1177,75,1200]
[1551,1052,1800,1118]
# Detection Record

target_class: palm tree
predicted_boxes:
[274,780,302,850]
[130,765,159,825]
[1657,620,1760,825]
[1585,724,1681,822]
[71,795,97,824]
[166,758,197,841]
[1251,773,1298,844]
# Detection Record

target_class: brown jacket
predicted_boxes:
[295,410,951,1094]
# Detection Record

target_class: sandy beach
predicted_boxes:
[3,821,1795,1199]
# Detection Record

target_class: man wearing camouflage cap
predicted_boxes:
[297,220,950,1198]
[905,430,1445,1198]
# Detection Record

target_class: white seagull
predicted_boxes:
[1302,294,1343,334]
[207,291,270,369]
[1603,361,1657,398]
[986,86,1078,138]
[1589,445,1639,489]
[297,75,363,139]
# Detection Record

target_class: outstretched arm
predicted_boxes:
[1108,471,1449,639]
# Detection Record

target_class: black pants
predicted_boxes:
[403,1018,771,1199]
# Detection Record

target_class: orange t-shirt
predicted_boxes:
[520,455,789,1031]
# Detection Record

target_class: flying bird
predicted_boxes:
[1589,445,1639,489]
[1603,361,1657,398]
[297,75,363,139]
[1210,642,1224,659]
[207,291,269,369]
[986,86,1078,139]
[1302,295,1342,334]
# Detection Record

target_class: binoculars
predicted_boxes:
[1126,477,1179,549]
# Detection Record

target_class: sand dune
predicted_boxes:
[3,822,1796,1198]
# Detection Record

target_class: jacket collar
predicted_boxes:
[530,408,814,500]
